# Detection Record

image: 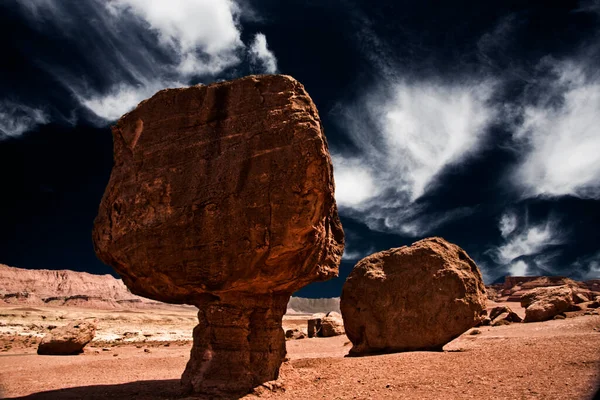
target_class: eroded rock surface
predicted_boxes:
[521,286,575,322]
[320,311,345,337]
[92,75,344,396]
[340,237,487,356]
[37,320,96,355]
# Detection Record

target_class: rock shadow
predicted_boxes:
[3,379,243,400]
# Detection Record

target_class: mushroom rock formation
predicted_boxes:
[340,237,487,356]
[92,75,344,396]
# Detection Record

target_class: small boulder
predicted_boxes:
[37,320,96,355]
[285,329,306,340]
[321,312,345,337]
[522,286,574,323]
[489,306,522,325]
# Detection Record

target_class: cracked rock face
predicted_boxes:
[341,237,486,356]
[92,75,344,396]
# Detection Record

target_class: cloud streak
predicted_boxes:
[512,61,600,199]
[0,102,48,140]
[6,0,279,129]
[333,78,495,236]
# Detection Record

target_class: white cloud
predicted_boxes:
[249,33,278,74]
[11,0,280,124]
[342,249,366,261]
[107,0,244,76]
[332,78,495,235]
[508,260,529,276]
[513,61,600,199]
[79,81,183,121]
[491,212,563,265]
[332,155,379,208]
[0,102,48,139]
[498,211,517,237]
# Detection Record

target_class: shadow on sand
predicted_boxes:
[3,379,236,400]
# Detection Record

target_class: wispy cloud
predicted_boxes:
[8,0,280,128]
[0,102,48,140]
[508,260,529,276]
[333,78,495,236]
[498,211,517,238]
[490,210,564,267]
[249,33,278,74]
[106,0,244,76]
[512,60,600,199]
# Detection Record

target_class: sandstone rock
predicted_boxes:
[37,320,96,355]
[340,237,487,356]
[0,264,148,308]
[489,306,522,325]
[320,312,345,337]
[285,329,306,340]
[521,286,574,322]
[92,75,344,396]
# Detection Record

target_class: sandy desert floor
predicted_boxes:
[0,303,599,399]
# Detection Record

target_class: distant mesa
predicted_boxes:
[0,262,338,314]
[91,74,344,396]
[341,237,487,356]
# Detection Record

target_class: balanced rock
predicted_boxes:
[37,320,96,355]
[92,75,344,396]
[341,237,487,356]
[320,311,345,337]
[521,286,574,322]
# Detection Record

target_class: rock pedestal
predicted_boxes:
[92,74,344,396]
[181,294,288,394]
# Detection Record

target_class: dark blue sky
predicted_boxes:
[1,0,599,298]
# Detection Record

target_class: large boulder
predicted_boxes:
[37,320,96,355]
[341,237,487,356]
[521,286,575,322]
[92,75,344,396]
[320,311,345,337]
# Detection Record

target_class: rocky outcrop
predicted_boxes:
[37,320,96,355]
[341,237,487,356]
[521,286,575,322]
[92,75,344,396]
[0,264,152,308]
[286,297,340,314]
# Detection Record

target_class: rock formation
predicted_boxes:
[92,75,344,396]
[286,296,340,314]
[37,320,96,355]
[521,286,575,322]
[0,264,153,308]
[340,237,487,356]
[320,311,345,337]
[489,306,522,325]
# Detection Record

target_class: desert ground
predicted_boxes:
[0,301,599,400]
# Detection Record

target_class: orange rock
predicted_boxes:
[92,75,344,396]
[340,237,486,356]
[37,320,96,355]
